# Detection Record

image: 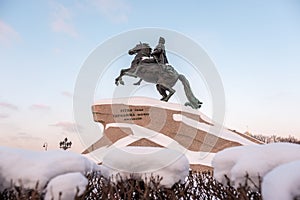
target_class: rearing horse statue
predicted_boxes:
[115,42,203,109]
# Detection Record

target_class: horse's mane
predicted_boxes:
[141,43,151,49]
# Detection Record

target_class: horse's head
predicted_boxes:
[128,42,152,56]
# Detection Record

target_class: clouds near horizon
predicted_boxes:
[29,104,51,111]
[13,132,43,141]
[0,113,9,119]
[61,91,73,98]
[0,102,19,110]
[50,121,80,133]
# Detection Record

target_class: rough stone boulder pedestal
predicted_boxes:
[82,97,261,171]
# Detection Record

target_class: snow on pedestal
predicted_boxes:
[212,143,300,189]
[262,160,300,200]
[99,146,189,188]
[84,97,260,171]
[44,172,88,200]
[0,146,100,192]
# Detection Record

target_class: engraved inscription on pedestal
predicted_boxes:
[83,97,261,171]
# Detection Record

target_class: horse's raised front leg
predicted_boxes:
[133,79,143,85]
[115,68,130,86]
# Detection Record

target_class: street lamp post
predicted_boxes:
[43,142,48,151]
[59,137,72,150]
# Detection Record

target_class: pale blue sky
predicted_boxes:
[1,0,300,151]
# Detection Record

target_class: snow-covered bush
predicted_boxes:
[0,146,100,199]
[1,171,263,200]
[213,143,300,200]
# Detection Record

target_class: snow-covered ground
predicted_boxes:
[1,143,300,199]
[0,146,100,198]
[212,143,300,199]
[0,145,189,197]
[99,146,189,188]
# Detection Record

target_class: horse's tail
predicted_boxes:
[178,74,203,109]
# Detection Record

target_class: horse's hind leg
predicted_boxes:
[164,88,176,101]
[164,87,175,102]
[156,84,168,100]
[157,84,175,102]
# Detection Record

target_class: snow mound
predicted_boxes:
[99,146,189,188]
[45,172,88,200]
[0,146,100,192]
[262,160,300,200]
[212,143,300,188]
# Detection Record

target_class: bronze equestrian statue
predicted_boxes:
[115,38,202,109]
